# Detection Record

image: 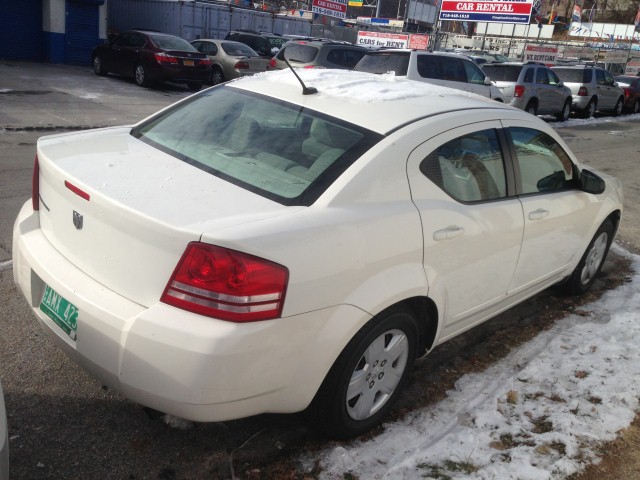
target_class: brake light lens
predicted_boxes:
[235,60,250,70]
[161,243,289,322]
[514,85,525,97]
[268,58,277,69]
[624,88,630,98]
[199,58,212,66]
[32,155,39,211]
[154,52,179,64]
[578,86,588,96]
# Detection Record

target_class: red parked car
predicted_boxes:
[614,75,640,114]
[92,30,212,91]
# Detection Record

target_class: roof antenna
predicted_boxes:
[283,55,318,95]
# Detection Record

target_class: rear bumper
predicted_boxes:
[148,63,210,84]
[12,201,365,422]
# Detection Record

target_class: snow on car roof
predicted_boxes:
[229,69,511,135]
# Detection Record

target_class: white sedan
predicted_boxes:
[13,69,623,439]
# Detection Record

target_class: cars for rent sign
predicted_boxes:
[439,0,533,24]
[312,0,347,19]
[356,32,431,49]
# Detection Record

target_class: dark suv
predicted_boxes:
[481,62,573,121]
[269,39,368,70]
[225,30,288,58]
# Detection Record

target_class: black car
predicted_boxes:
[224,30,288,58]
[92,30,212,91]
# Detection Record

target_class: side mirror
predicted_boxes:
[557,81,564,87]
[483,76,491,86]
[580,169,606,194]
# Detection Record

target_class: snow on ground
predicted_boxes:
[311,244,639,479]
[304,114,640,480]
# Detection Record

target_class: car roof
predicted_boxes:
[229,69,514,135]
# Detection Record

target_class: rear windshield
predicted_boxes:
[149,34,197,52]
[553,68,591,83]
[131,87,381,206]
[277,44,319,63]
[354,52,410,75]
[481,65,521,81]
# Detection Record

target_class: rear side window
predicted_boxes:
[418,56,466,82]
[131,88,382,206]
[354,52,410,75]
[523,67,534,83]
[420,129,507,202]
[554,68,590,83]
[509,127,576,195]
[482,65,522,82]
[278,44,319,63]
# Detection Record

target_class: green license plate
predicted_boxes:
[40,285,78,341]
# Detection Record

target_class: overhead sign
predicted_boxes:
[356,31,410,48]
[312,0,347,18]
[523,44,558,65]
[356,32,430,49]
[439,0,534,24]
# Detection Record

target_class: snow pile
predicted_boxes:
[312,245,640,479]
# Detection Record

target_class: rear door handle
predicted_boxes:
[528,208,549,220]
[433,225,465,241]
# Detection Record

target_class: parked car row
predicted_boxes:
[482,62,626,120]
[90,29,634,124]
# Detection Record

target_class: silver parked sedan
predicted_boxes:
[191,39,270,85]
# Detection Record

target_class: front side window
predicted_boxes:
[463,60,486,84]
[420,129,507,202]
[509,127,576,195]
[131,88,381,205]
[536,67,549,85]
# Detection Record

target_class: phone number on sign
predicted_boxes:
[312,6,346,17]
[440,12,470,19]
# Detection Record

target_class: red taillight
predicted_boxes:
[514,85,525,97]
[32,155,39,211]
[234,60,250,70]
[154,52,179,64]
[199,58,212,66]
[161,243,289,322]
[268,58,277,69]
[303,65,317,69]
[624,88,630,98]
[577,86,588,96]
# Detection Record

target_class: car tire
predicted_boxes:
[92,56,107,76]
[134,64,149,87]
[211,67,225,85]
[310,305,418,439]
[561,219,614,296]
[632,100,640,114]
[187,82,202,92]
[525,100,538,116]
[556,98,571,122]
[612,97,624,117]
[581,98,597,118]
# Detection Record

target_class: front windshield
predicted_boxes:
[131,87,381,205]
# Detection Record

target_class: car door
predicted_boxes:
[596,69,618,110]
[502,122,599,294]
[406,121,524,339]
[534,67,552,113]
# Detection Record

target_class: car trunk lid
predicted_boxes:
[35,126,295,307]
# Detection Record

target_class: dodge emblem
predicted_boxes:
[73,210,83,230]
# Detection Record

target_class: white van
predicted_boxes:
[354,49,505,102]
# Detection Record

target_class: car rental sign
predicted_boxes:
[312,0,347,19]
[439,0,533,24]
